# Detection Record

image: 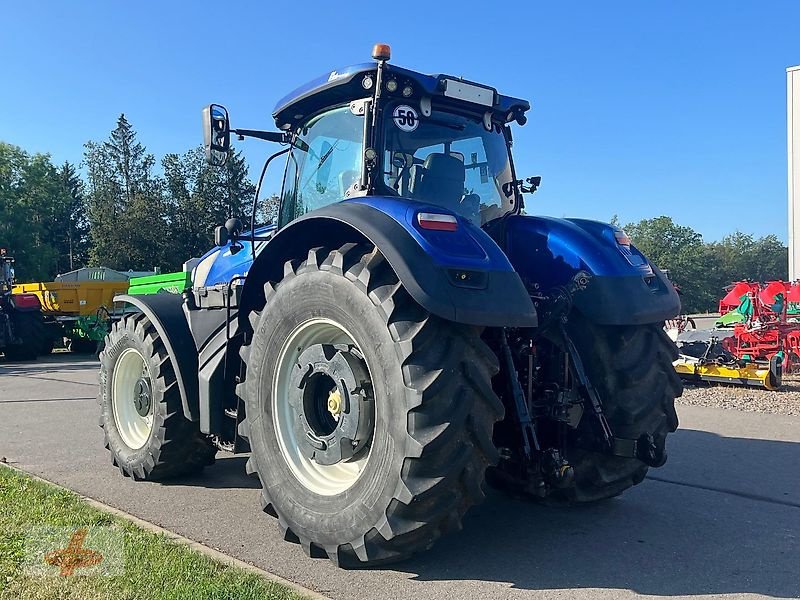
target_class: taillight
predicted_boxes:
[10,293,40,310]
[614,229,631,247]
[417,212,458,232]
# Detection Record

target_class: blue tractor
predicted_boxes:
[98,44,682,566]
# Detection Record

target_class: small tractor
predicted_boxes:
[98,45,682,566]
[0,248,48,360]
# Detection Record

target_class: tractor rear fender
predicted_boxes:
[498,215,681,325]
[240,199,537,328]
[113,294,199,423]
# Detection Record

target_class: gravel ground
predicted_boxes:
[677,375,800,416]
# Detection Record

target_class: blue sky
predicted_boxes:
[2,1,798,241]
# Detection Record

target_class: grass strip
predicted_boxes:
[0,465,306,600]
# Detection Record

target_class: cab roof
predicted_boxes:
[272,62,530,130]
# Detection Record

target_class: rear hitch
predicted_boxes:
[542,448,574,488]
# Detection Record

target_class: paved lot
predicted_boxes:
[1,354,798,600]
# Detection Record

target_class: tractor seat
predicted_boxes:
[409,153,465,211]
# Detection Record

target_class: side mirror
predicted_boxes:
[213,218,243,248]
[203,104,230,166]
[214,225,228,247]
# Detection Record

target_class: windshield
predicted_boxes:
[382,104,515,226]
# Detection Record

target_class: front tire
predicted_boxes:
[98,313,216,480]
[239,244,503,566]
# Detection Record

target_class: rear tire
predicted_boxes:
[239,244,503,566]
[3,310,45,361]
[550,314,682,503]
[98,313,216,480]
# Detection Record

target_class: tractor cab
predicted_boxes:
[206,44,531,232]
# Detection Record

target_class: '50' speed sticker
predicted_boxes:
[392,105,419,132]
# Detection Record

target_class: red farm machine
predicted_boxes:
[672,280,797,390]
[717,280,800,373]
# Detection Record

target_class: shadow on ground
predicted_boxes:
[148,428,799,597]
[163,456,262,490]
[391,429,799,598]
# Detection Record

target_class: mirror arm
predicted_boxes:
[231,129,290,144]
[251,146,292,258]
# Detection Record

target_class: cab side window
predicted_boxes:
[279,106,364,227]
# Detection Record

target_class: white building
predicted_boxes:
[789,66,800,279]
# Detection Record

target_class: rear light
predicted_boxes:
[417,212,458,232]
[10,293,40,310]
[614,229,631,247]
[612,229,650,271]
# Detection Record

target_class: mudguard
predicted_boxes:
[499,215,680,326]
[239,197,537,328]
[114,294,199,422]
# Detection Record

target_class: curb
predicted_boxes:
[1,463,331,600]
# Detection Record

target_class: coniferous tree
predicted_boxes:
[55,161,88,271]
[84,114,167,271]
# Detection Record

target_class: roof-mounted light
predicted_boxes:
[417,212,458,232]
[372,43,391,61]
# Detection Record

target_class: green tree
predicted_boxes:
[708,232,788,284]
[0,142,77,281]
[84,115,168,271]
[625,216,789,313]
[162,146,256,265]
[625,216,712,312]
[53,161,88,272]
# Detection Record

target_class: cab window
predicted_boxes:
[382,106,514,226]
[279,106,364,227]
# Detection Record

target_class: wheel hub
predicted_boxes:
[327,388,343,417]
[133,377,152,417]
[289,343,373,466]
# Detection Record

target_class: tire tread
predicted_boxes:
[238,243,503,566]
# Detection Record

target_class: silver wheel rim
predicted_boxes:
[112,347,154,450]
[272,318,374,496]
